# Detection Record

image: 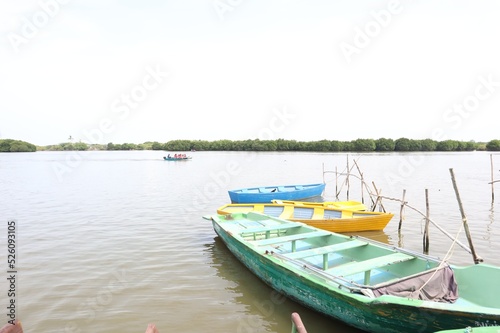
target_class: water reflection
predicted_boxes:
[344,230,391,245]
[205,236,364,333]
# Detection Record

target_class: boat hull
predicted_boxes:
[163,156,191,161]
[228,183,326,203]
[209,213,500,333]
[217,203,393,232]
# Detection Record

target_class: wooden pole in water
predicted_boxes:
[423,189,430,254]
[335,166,339,200]
[371,182,386,212]
[398,189,406,231]
[449,168,483,264]
[491,154,495,203]
[353,159,365,204]
[346,155,350,201]
[322,162,325,184]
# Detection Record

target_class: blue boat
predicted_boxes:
[163,155,192,161]
[228,183,325,203]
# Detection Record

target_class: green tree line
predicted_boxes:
[34,138,500,152]
[0,139,37,152]
[158,138,500,152]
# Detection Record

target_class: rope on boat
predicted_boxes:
[413,218,465,297]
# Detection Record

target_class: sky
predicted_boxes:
[1,0,499,146]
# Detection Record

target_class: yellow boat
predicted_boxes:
[216,202,393,233]
[272,199,367,211]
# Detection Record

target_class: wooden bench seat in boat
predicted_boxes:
[283,239,369,270]
[240,223,301,236]
[284,239,369,260]
[251,230,330,246]
[329,252,415,284]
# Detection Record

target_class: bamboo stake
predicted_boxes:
[335,166,338,200]
[397,229,404,249]
[398,189,406,231]
[346,155,350,201]
[322,162,325,184]
[372,194,473,254]
[449,168,483,264]
[353,159,375,207]
[352,159,365,203]
[371,182,386,212]
[423,189,430,254]
[491,154,495,203]
[360,172,364,204]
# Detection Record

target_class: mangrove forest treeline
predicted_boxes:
[0,139,37,152]
[35,138,500,152]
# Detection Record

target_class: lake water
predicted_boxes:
[1,150,499,333]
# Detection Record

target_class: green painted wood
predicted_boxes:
[283,239,368,260]
[251,230,330,246]
[329,252,415,277]
[239,223,301,235]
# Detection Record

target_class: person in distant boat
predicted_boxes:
[174,154,177,158]
[167,154,171,158]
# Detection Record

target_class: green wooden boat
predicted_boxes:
[205,212,500,333]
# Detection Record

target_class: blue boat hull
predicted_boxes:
[228,183,325,203]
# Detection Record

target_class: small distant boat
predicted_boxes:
[228,183,325,203]
[217,202,392,232]
[206,212,500,333]
[163,155,192,161]
[272,199,367,211]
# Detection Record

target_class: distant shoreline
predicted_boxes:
[3,138,500,153]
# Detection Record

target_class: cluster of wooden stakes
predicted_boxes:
[322,154,500,266]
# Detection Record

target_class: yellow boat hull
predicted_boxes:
[217,203,393,233]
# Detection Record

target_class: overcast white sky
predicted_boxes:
[1,0,499,146]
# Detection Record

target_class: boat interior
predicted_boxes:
[222,212,500,307]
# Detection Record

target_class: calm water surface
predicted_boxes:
[1,150,499,332]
